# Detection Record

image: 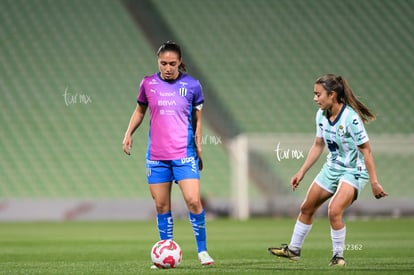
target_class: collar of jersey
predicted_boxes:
[328,104,346,126]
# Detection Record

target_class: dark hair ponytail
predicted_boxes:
[315,74,376,123]
[157,41,187,72]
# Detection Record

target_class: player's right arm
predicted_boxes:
[122,104,147,155]
[291,136,325,191]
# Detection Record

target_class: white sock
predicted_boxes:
[331,226,346,258]
[289,220,312,251]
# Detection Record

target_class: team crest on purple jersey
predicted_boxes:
[179,87,187,96]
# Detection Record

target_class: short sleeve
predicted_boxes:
[349,114,369,145]
[315,110,323,138]
[192,80,204,106]
[137,79,148,105]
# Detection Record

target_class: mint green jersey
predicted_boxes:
[316,105,369,171]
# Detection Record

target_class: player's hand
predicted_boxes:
[196,145,203,171]
[371,182,388,199]
[122,135,133,155]
[290,171,304,191]
[198,156,203,171]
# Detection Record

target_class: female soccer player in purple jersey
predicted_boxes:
[122,41,214,267]
[268,74,387,267]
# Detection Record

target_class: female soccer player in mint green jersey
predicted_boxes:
[268,74,388,267]
[122,41,214,267]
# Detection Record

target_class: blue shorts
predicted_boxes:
[314,163,369,198]
[146,157,200,184]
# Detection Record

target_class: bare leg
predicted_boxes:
[328,182,356,259]
[149,182,173,213]
[328,182,356,229]
[268,182,333,259]
[178,179,203,214]
[298,182,333,224]
[289,182,332,251]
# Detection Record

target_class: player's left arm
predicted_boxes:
[358,142,388,199]
[192,106,203,170]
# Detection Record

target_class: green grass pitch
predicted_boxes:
[0,218,413,274]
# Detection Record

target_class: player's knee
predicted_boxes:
[300,202,317,218]
[154,202,170,214]
[328,206,342,223]
[186,198,202,213]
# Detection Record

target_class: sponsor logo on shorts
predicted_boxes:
[180,157,195,164]
[181,157,197,174]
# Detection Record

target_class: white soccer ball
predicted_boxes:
[150,240,182,269]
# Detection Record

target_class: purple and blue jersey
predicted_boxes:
[137,72,204,161]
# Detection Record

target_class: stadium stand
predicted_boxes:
[153,0,414,133]
[1,0,413,219]
[0,0,230,200]
[151,0,414,200]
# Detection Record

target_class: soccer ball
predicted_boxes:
[151,240,182,269]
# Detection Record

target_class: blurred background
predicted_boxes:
[1,0,413,221]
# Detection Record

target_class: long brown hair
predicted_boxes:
[315,74,375,123]
[157,41,187,72]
